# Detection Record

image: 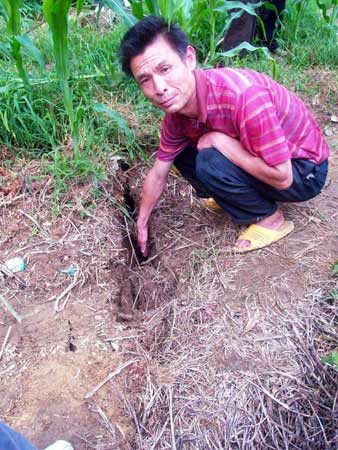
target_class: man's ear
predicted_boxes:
[185,45,197,70]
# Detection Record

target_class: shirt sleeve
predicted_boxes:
[237,85,292,166]
[157,114,191,162]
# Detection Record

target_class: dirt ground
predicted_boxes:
[0,77,337,449]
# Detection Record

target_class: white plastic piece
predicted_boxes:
[43,441,74,450]
[4,256,25,273]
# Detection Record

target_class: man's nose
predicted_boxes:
[153,75,168,95]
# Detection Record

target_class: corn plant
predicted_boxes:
[0,2,45,89]
[191,1,263,63]
[288,0,312,44]
[102,0,262,62]
[316,0,338,26]
[0,0,30,87]
[42,0,86,159]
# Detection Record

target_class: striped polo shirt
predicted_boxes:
[157,68,329,166]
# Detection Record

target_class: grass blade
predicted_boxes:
[93,102,134,141]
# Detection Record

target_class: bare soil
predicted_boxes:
[0,75,337,449]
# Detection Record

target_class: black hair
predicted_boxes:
[119,15,190,77]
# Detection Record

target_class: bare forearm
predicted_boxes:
[137,159,172,256]
[221,144,292,189]
[138,168,167,225]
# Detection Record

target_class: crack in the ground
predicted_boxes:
[114,163,177,320]
[66,319,77,352]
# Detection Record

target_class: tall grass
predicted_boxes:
[0,0,336,184]
[283,0,338,67]
[103,0,263,62]
[0,3,136,168]
[1,0,30,87]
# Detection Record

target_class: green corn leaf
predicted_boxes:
[15,34,45,69]
[42,0,72,81]
[93,102,134,141]
[216,1,263,14]
[219,10,243,36]
[180,0,194,17]
[43,0,80,156]
[1,0,23,35]
[222,41,267,58]
[129,0,144,19]
[76,0,85,15]
[11,36,29,86]
[0,1,32,87]
[145,0,160,15]
[261,1,278,14]
[173,0,193,22]
[158,0,174,25]
[222,42,277,80]
[103,0,137,27]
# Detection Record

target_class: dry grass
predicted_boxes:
[117,257,337,449]
[113,150,338,450]
[0,143,337,449]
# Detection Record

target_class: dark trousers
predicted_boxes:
[174,146,328,224]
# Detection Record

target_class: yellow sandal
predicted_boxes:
[235,221,294,253]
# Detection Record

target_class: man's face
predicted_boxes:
[130,36,197,116]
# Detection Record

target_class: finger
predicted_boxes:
[137,237,147,255]
[140,242,148,257]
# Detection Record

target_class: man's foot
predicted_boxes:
[200,197,223,212]
[235,210,294,253]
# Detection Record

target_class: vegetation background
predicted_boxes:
[0,1,337,448]
[0,0,337,180]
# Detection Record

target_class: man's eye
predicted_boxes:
[140,78,149,85]
[161,66,169,73]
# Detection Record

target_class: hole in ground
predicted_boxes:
[66,340,77,352]
[114,162,177,320]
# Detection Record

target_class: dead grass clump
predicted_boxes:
[117,257,337,449]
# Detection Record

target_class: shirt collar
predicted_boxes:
[193,69,208,124]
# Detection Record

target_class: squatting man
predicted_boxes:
[119,16,329,254]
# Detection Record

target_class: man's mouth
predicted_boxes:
[160,96,176,108]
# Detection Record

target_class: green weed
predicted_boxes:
[321,351,338,369]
